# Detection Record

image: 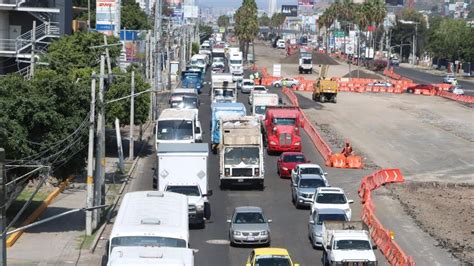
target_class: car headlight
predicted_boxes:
[196,204,204,211]
[282,167,288,171]
[260,231,267,236]
[269,141,276,145]
[315,232,322,237]
[233,231,241,236]
[294,142,300,145]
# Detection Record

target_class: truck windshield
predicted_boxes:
[316,193,347,204]
[180,96,198,109]
[214,89,234,97]
[111,236,187,250]
[213,57,224,63]
[192,59,205,65]
[273,118,296,125]
[303,58,312,64]
[166,186,200,196]
[299,178,326,188]
[317,214,347,225]
[334,240,372,250]
[230,60,242,65]
[255,106,266,115]
[255,257,291,266]
[224,147,260,165]
[157,120,193,140]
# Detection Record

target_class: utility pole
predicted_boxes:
[87,0,91,30]
[167,21,172,91]
[129,71,135,161]
[30,20,36,78]
[94,55,106,224]
[0,148,6,266]
[103,35,113,75]
[412,23,417,66]
[145,31,150,82]
[154,0,163,119]
[86,72,96,235]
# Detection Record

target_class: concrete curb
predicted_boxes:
[6,175,75,248]
[89,119,155,254]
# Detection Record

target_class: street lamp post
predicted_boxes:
[398,20,419,66]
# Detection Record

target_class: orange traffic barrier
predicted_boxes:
[438,90,474,103]
[346,155,363,168]
[326,153,346,168]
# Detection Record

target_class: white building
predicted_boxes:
[268,0,276,16]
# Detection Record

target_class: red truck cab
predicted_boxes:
[264,106,303,153]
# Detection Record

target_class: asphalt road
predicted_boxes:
[393,66,474,96]
[126,68,388,266]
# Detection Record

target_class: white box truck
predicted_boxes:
[155,108,202,149]
[108,191,189,260]
[228,52,243,75]
[155,143,212,228]
[219,116,264,189]
[322,221,378,266]
[252,93,279,121]
[107,246,194,266]
[211,73,237,103]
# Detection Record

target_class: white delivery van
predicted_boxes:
[108,191,189,259]
[191,54,207,74]
[155,143,212,228]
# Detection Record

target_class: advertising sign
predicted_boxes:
[96,0,121,36]
[298,5,313,16]
[298,0,314,5]
[183,5,199,18]
[273,64,282,77]
[281,5,298,17]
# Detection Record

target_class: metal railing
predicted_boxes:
[0,39,17,52]
[16,22,60,53]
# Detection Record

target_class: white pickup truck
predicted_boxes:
[322,221,377,266]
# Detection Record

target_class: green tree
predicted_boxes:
[270,13,286,34]
[259,13,271,27]
[235,0,259,61]
[426,17,467,61]
[217,15,230,29]
[122,0,151,30]
[390,8,428,61]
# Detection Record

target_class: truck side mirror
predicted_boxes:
[300,120,305,128]
[373,245,377,250]
[309,220,315,225]
[326,245,332,250]
[204,190,213,196]
[226,219,231,223]
[348,200,354,204]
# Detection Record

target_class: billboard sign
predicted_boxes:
[96,0,121,36]
[298,0,314,5]
[281,5,298,17]
[183,5,199,18]
[298,5,313,16]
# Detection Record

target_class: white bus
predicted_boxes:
[107,246,194,266]
[108,191,189,259]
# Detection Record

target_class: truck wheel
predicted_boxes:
[322,251,328,266]
[320,95,326,103]
[204,202,211,220]
[198,220,206,229]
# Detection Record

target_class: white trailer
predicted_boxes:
[107,246,194,266]
[219,116,264,189]
[322,221,377,265]
[211,73,237,103]
[228,52,243,75]
[108,191,189,258]
[252,93,279,120]
[155,143,211,228]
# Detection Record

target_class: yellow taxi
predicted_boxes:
[245,248,300,266]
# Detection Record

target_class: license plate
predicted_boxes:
[238,179,244,182]
[247,237,255,241]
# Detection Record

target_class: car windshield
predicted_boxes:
[317,214,347,225]
[273,118,296,125]
[179,97,198,109]
[334,240,372,250]
[166,185,200,196]
[224,147,260,165]
[255,105,266,115]
[213,58,224,63]
[300,167,323,175]
[157,120,193,140]
[299,178,326,188]
[255,256,291,266]
[230,60,242,64]
[110,236,187,250]
[316,193,347,204]
[191,59,205,65]
[243,81,254,86]
[234,212,265,224]
[283,154,306,163]
[254,87,266,91]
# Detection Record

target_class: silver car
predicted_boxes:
[291,174,328,209]
[308,208,348,248]
[241,79,255,94]
[227,206,272,246]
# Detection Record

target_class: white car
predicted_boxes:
[449,85,465,95]
[443,74,456,84]
[310,187,354,220]
[291,163,327,181]
[232,72,244,82]
[367,81,393,87]
[276,39,286,49]
[249,85,268,105]
[272,78,299,88]
[241,79,255,94]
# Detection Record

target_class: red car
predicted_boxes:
[277,152,309,178]
[406,84,437,93]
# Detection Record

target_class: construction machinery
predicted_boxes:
[312,65,338,103]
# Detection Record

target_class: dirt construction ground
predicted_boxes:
[253,41,474,263]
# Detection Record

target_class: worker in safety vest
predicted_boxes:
[341,141,353,157]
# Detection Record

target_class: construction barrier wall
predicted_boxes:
[358,169,416,266]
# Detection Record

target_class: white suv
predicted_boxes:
[310,187,354,220]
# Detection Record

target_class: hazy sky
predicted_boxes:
[196,0,297,9]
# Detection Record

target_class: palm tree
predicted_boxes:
[217,15,230,30]
[235,0,259,62]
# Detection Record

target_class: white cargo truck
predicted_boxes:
[228,51,243,75]
[211,73,237,103]
[155,143,212,228]
[322,221,377,266]
[155,108,202,148]
[108,191,189,259]
[219,116,264,189]
[252,93,279,121]
[107,246,194,266]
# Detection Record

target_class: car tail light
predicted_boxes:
[254,168,260,176]
[225,168,230,176]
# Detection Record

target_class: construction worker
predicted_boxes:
[341,141,353,157]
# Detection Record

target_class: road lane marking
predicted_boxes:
[206,239,230,245]
[410,158,420,165]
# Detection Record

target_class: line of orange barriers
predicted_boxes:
[282,87,363,169]
[437,90,474,103]
[358,169,416,266]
